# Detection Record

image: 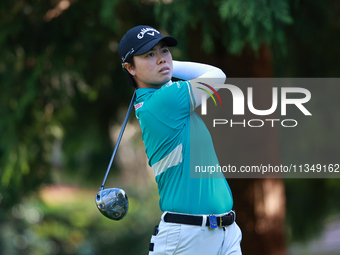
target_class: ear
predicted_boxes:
[124,62,136,76]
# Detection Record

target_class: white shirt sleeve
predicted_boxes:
[172,60,226,108]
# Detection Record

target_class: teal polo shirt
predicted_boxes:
[134,80,233,215]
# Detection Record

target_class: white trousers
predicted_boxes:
[148,212,242,255]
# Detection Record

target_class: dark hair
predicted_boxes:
[125,57,137,88]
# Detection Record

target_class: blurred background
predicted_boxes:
[0,0,340,254]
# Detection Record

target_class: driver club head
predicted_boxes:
[96,188,129,221]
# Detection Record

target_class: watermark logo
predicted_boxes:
[201,84,311,116]
[198,82,312,128]
[197,82,222,115]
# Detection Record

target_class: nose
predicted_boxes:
[158,57,165,65]
[157,53,166,65]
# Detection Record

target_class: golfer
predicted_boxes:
[118,25,242,255]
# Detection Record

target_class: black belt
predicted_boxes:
[164,210,235,228]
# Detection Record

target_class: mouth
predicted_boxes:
[159,67,170,74]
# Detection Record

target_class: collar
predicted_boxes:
[135,80,173,99]
[135,88,158,99]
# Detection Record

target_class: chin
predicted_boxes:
[161,75,172,84]
[161,79,172,86]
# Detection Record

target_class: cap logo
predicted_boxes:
[137,28,160,39]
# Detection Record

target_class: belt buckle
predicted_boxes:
[209,215,217,229]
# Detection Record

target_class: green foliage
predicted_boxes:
[1,184,161,254]
[274,0,340,77]
[155,0,293,55]
[218,0,293,53]
[0,0,157,253]
[0,0,134,198]
[285,178,340,243]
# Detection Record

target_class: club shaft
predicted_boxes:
[100,91,136,190]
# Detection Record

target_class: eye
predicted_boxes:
[162,48,169,53]
[147,52,154,57]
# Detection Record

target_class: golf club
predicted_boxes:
[95,91,136,221]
